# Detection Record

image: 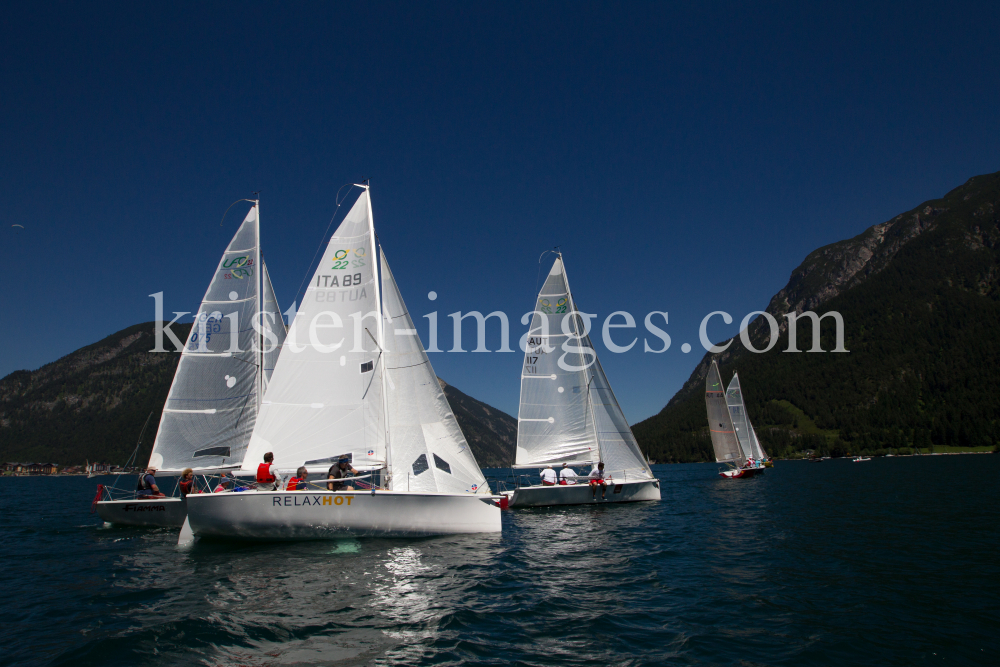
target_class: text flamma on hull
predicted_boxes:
[184,186,500,542]
[95,202,286,526]
[95,498,188,527]
[507,254,659,508]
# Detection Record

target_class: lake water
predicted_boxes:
[1,456,997,666]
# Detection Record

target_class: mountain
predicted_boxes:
[634,170,1000,461]
[0,322,516,468]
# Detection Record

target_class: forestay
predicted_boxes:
[381,249,490,495]
[516,256,651,479]
[241,191,387,475]
[726,373,754,460]
[149,205,267,473]
[705,361,745,465]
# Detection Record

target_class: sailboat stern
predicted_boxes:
[95,498,188,527]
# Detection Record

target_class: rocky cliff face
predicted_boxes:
[634,170,1000,460]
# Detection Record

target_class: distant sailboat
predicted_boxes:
[726,372,771,468]
[95,200,286,526]
[504,254,660,507]
[705,361,762,479]
[182,186,500,540]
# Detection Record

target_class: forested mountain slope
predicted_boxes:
[634,170,1000,461]
[0,322,516,468]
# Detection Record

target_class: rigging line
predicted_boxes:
[291,183,360,311]
[111,411,154,493]
[219,198,257,227]
[234,389,254,431]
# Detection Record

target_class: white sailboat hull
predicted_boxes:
[506,478,660,508]
[185,490,502,540]
[95,498,187,527]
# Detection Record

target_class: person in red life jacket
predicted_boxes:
[136,466,165,498]
[256,452,282,491]
[179,468,198,497]
[286,466,309,491]
[588,462,607,499]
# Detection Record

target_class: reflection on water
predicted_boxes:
[1,459,999,666]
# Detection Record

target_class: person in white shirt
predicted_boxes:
[588,461,607,499]
[540,465,558,486]
[559,463,578,485]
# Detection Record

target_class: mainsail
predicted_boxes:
[515,256,652,478]
[241,190,386,474]
[380,249,490,495]
[705,360,745,465]
[148,204,280,473]
[726,373,754,460]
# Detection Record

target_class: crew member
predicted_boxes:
[214,472,235,493]
[588,462,607,499]
[540,465,558,486]
[179,468,197,497]
[256,452,282,490]
[327,457,359,491]
[286,467,309,491]
[136,466,164,498]
[559,463,578,485]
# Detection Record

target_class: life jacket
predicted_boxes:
[179,479,194,496]
[286,476,305,491]
[136,473,154,493]
[257,463,275,484]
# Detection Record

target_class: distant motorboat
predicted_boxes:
[853,456,872,462]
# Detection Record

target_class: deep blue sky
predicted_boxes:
[2,2,999,422]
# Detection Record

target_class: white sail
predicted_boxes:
[241,191,386,474]
[726,373,754,459]
[380,249,490,495]
[586,349,653,478]
[516,257,598,467]
[705,361,745,465]
[148,205,263,473]
[515,256,651,478]
[748,417,767,460]
[260,260,287,391]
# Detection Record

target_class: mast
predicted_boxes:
[255,197,263,409]
[560,253,602,465]
[364,184,392,486]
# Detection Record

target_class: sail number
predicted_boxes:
[538,297,568,314]
[316,273,363,288]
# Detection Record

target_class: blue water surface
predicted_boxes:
[1,456,997,666]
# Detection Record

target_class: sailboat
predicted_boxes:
[726,372,770,470]
[504,254,660,507]
[182,186,501,540]
[706,360,762,478]
[95,201,286,527]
